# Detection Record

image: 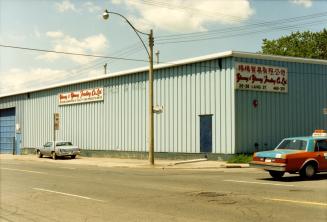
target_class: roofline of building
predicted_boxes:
[1,51,326,99]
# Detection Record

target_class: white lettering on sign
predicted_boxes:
[235,63,288,93]
[58,87,104,105]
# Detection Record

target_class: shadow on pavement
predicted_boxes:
[259,173,327,182]
[41,156,77,160]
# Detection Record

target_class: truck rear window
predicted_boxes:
[56,142,73,146]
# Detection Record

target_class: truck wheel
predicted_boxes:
[268,171,285,179]
[36,150,43,158]
[71,155,76,159]
[300,163,316,179]
[51,152,57,160]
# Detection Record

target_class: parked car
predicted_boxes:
[36,141,80,160]
[250,130,327,179]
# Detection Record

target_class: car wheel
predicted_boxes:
[300,163,316,179]
[71,155,76,159]
[268,170,285,179]
[36,150,43,158]
[51,152,57,160]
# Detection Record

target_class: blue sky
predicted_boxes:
[0,0,326,95]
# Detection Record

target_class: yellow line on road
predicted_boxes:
[33,188,105,202]
[1,167,47,174]
[265,198,327,207]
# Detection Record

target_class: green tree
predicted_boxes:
[261,29,327,60]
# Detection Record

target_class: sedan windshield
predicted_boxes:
[56,142,73,146]
[276,139,307,150]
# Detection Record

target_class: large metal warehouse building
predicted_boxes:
[0,51,326,156]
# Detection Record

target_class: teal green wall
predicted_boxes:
[235,57,327,153]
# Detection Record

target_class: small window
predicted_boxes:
[315,140,327,152]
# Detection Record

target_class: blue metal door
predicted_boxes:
[200,115,213,153]
[0,108,16,154]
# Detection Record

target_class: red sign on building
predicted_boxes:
[235,63,288,93]
[58,87,104,105]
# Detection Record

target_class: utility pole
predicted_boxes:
[155,50,159,64]
[148,29,154,165]
[102,9,155,165]
[104,63,107,75]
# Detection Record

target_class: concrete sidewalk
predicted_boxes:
[0,154,249,169]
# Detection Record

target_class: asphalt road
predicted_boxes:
[1,158,327,222]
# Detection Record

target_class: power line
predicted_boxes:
[156,11,327,40]
[157,19,327,44]
[0,44,149,63]
[0,43,146,90]
[62,42,143,73]
[0,45,145,90]
[1,9,326,91]
[61,44,144,80]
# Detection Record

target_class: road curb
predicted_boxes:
[169,158,208,166]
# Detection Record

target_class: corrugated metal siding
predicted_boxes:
[0,95,25,147]
[0,108,16,153]
[22,73,148,151]
[154,58,235,153]
[1,57,236,154]
[235,57,327,153]
[3,55,325,155]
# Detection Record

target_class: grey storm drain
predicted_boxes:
[191,191,237,204]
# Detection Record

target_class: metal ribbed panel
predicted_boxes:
[0,95,25,146]
[235,58,327,153]
[0,57,236,154]
[154,58,235,154]
[3,55,325,155]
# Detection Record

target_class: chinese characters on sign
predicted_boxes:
[235,63,288,93]
[58,87,104,105]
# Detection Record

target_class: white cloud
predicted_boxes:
[83,2,101,13]
[290,0,313,8]
[55,0,102,13]
[0,67,102,96]
[46,31,64,38]
[2,34,27,43]
[0,68,69,95]
[111,0,123,4]
[55,0,76,12]
[38,32,108,65]
[112,0,254,32]
[33,27,41,38]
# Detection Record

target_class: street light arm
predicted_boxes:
[107,11,150,58]
[103,9,155,165]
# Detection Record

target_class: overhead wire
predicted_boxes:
[0,44,148,63]
[156,11,327,40]
[157,18,327,44]
[1,8,326,91]
[1,14,324,83]
[64,43,143,75]
[62,43,144,79]
[0,43,146,90]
